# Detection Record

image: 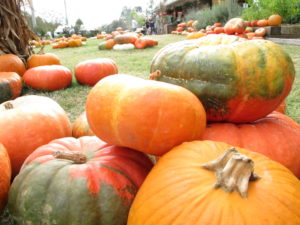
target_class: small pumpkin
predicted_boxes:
[0,54,26,76]
[27,48,61,68]
[214,27,224,34]
[23,65,72,91]
[8,136,153,225]
[113,43,135,50]
[134,39,148,49]
[98,39,116,50]
[128,140,300,225]
[268,14,282,26]
[86,74,206,156]
[201,111,300,177]
[224,18,247,34]
[0,95,72,176]
[0,72,22,103]
[255,27,267,37]
[72,111,94,138]
[257,19,269,27]
[0,143,11,213]
[75,58,118,86]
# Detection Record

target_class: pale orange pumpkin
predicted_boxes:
[0,143,10,213]
[128,140,300,225]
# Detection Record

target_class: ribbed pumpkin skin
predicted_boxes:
[114,34,138,44]
[27,53,61,68]
[128,140,300,225]
[150,34,295,122]
[72,111,94,138]
[0,54,26,76]
[86,74,206,156]
[202,111,300,177]
[75,58,118,86]
[0,95,72,176]
[8,136,153,225]
[0,143,11,213]
[224,18,247,34]
[23,65,72,91]
[0,72,22,103]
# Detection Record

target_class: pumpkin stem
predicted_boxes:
[202,147,260,198]
[53,151,87,164]
[4,102,13,110]
[149,70,161,80]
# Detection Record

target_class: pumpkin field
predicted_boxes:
[1,34,300,224]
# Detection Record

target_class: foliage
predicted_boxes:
[185,0,243,30]
[241,0,300,23]
[74,19,83,34]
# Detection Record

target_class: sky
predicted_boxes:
[30,0,160,30]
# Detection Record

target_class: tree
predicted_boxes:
[74,19,83,34]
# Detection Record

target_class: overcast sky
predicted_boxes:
[30,0,160,29]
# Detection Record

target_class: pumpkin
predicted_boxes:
[201,111,300,177]
[140,38,158,47]
[134,39,148,49]
[72,111,94,138]
[150,34,295,122]
[75,58,118,86]
[186,32,206,39]
[8,136,153,225]
[113,43,135,50]
[244,27,253,33]
[255,27,267,36]
[251,20,258,27]
[214,22,222,27]
[0,95,71,176]
[268,14,282,26]
[114,33,138,44]
[86,74,206,156]
[27,48,61,68]
[214,27,224,34]
[246,32,256,39]
[68,39,82,47]
[257,19,269,27]
[98,39,116,50]
[23,65,72,91]
[0,72,22,103]
[0,54,26,76]
[128,140,300,225]
[0,143,11,213]
[52,41,69,49]
[224,18,247,34]
[187,20,194,27]
[275,100,286,113]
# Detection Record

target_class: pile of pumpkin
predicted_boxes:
[99,32,158,50]
[52,34,87,49]
[30,39,52,48]
[1,33,300,225]
[175,14,283,41]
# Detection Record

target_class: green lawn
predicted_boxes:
[1,34,300,223]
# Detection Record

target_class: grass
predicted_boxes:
[1,34,300,223]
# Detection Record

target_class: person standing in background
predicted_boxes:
[150,18,155,34]
[131,19,138,32]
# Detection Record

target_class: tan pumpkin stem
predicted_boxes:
[4,102,13,110]
[53,151,87,164]
[149,70,161,80]
[202,147,260,198]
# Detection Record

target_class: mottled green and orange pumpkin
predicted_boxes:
[150,34,295,122]
[224,18,247,34]
[0,95,71,176]
[8,136,153,225]
[98,39,116,50]
[128,140,300,225]
[114,33,138,44]
[0,72,22,103]
[0,143,11,213]
[86,74,206,156]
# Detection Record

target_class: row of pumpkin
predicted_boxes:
[1,33,300,224]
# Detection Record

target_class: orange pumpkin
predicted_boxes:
[214,27,224,34]
[75,58,118,86]
[134,39,148,49]
[0,143,10,213]
[187,20,194,27]
[186,32,206,40]
[257,19,269,27]
[0,95,71,176]
[27,50,61,68]
[0,54,26,76]
[255,27,267,36]
[114,33,138,44]
[202,112,300,177]
[224,18,247,34]
[23,65,72,91]
[268,14,282,26]
[72,111,94,138]
[0,72,22,103]
[86,74,207,156]
[275,100,286,113]
[128,140,300,225]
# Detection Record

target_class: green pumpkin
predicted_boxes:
[8,136,153,225]
[0,72,22,103]
[150,34,295,123]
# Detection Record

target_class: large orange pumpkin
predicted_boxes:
[0,72,22,103]
[27,51,61,68]
[268,14,282,26]
[224,18,247,34]
[201,111,300,177]
[0,95,72,176]
[0,54,26,76]
[86,74,207,156]
[128,140,300,225]
[23,65,72,91]
[75,58,118,86]
[0,143,11,213]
